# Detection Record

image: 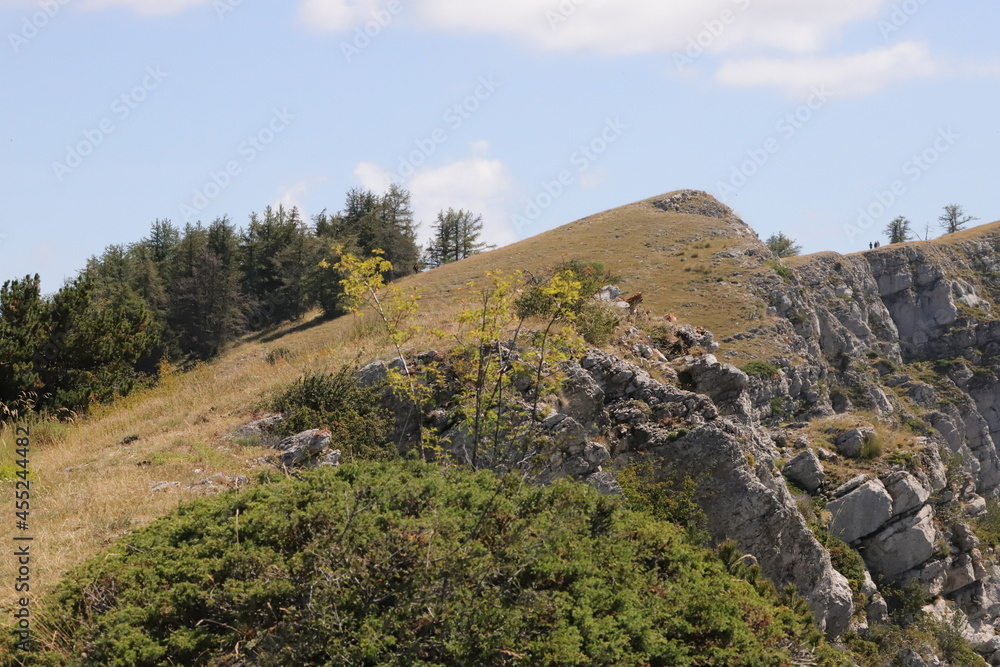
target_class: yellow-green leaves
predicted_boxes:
[330,246,420,377]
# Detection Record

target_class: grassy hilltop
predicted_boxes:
[0,190,784,614]
[4,189,998,665]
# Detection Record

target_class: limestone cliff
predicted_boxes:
[353,192,1000,662]
[688,215,1000,663]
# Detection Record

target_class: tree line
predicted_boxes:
[764,203,980,258]
[0,185,489,420]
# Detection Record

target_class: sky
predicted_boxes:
[1,0,998,292]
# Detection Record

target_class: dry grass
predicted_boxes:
[0,190,809,614]
[798,413,919,489]
[0,310,382,616]
[409,191,787,361]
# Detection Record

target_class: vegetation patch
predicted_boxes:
[271,365,394,460]
[973,499,1000,548]
[19,460,850,666]
[741,360,781,378]
[765,259,794,280]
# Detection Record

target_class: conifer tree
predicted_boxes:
[171,219,246,358]
[43,274,157,410]
[424,208,490,268]
[240,205,304,326]
[330,186,420,280]
[0,275,47,414]
[939,204,978,235]
[884,216,913,244]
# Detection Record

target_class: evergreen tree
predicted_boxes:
[43,274,157,411]
[171,220,246,358]
[145,219,180,267]
[0,275,47,415]
[313,208,347,240]
[765,232,802,258]
[273,222,322,320]
[424,208,489,268]
[85,245,167,373]
[240,205,304,326]
[884,216,913,244]
[330,186,421,280]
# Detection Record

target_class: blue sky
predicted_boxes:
[1,0,998,291]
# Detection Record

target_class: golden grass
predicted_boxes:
[0,310,377,616]
[797,413,919,489]
[0,190,824,614]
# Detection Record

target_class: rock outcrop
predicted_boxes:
[273,429,341,468]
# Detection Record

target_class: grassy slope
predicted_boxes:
[4,190,994,615]
[0,190,777,613]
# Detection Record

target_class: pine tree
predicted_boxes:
[0,275,48,415]
[85,245,167,373]
[43,274,157,411]
[765,232,802,258]
[884,216,913,244]
[424,208,489,268]
[329,186,421,280]
[240,205,303,326]
[170,219,246,358]
[145,219,180,267]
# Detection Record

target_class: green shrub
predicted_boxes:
[272,365,394,460]
[19,461,851,666]
[264,346,294,364]
[886,449,916,467]
[574,302,622,345]
[741,360,781,379]
[855,614,988,666]
[514,259,619,329]
[974,499,1000,548]
[617,461,706,539]
[766,259,793,280]
[881,580,932,626]
[860,433,883,460]
[825,535,868,607]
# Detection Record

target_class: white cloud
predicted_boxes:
[273,177,327,219]
[299,0,889,55]
[78,0,212,16]
[353,161,396,193]
[715,41,941,98]
[354,141,519,248]
[297,0,382,32]
[580,166,610,190]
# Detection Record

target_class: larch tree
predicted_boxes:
[424,208,490,268]
[939,204,978,235]
[885,216,913,244]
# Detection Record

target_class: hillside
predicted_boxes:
[6,189,1000,664]
[0,190,779,610]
